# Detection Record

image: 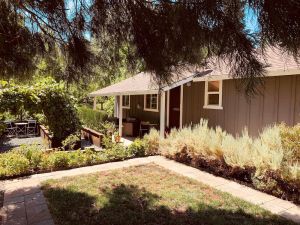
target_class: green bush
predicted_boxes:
[279,123,300,163]
[77,105,108,131]
[16,145,43,170]
[128,138,146,157]
[0,140,145,179]
[143,129,160,155]
[45,151,70,170]
[62,133,81,150]
[0,151,30,177]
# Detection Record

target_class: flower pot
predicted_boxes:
[114,135,121,143]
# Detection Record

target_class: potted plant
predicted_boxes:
[114,131,121,143]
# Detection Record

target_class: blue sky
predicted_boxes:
[244,6,259,33]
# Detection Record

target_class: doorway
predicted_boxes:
[168,86,181,129]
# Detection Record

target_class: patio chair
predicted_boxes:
[139,121,150,137]
[27,120,37,137]
[4,121,16,137]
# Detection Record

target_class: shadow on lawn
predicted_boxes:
[42,184,295,225]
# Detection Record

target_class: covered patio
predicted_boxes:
[89,70,197,138]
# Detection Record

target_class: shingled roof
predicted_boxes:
[89,48,300,97]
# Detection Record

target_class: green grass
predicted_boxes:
[42,164,297,225]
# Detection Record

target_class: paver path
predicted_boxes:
[1,156,300,225]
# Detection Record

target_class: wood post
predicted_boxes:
[180,85,183,129]
[160,91,166,137]
[119,95,123,137]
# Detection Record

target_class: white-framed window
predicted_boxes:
[122,95,130,109]
[144,94,159,112]
[204,80,223,110]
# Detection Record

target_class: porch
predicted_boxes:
[91,88,184,138]
[88,71,198,138]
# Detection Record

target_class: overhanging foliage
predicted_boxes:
[0,0,299,94]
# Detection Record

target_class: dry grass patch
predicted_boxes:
[42,164,296,225]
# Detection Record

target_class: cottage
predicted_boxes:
[89,48,300,137]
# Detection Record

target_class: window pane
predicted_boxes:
[146,95,151,108]
[208,81,220,92]
[208,94,219,105]
[122,95,129,107]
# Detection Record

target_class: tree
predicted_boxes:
[1,0,300,93]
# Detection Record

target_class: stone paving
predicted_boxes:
[1,156,300,225]
[0,137,47,153]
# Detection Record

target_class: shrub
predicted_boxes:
[16,144,43,170]
[143,129,160,155]
[40,151,71,171]
[77,105,108,131]
[279,123,300,163]
[161,120,226,160]
[128,138,146,157]
[0,140,144,179]
[105,144,131,161]
[0,151,30,177]
[62,133,81,150]
[222,130,255,168]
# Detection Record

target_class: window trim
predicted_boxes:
[203,80,223,110]
[122,95,130,109]
[144,94,159,112]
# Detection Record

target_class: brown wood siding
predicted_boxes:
[122,95,160,123]
[183,74,300,136]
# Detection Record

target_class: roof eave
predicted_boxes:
[88,89,159,97]
[192,69,300,82]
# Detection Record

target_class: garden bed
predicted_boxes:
[167,153,300,204]
[41,164,296,225]
[160,120,300,205]
[0,138,146,180]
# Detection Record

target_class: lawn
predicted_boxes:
[42,164,296,225]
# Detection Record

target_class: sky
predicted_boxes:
[244,6,259,33]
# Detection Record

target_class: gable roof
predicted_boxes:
[89,48,300,97]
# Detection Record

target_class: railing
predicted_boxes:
[81,127,104,147]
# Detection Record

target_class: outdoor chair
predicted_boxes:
[4,121,16,137]
[139,121,150,137]
[27,120,37,137]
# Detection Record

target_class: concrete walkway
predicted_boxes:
[1,156,300,225]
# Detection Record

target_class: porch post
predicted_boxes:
[166,90,170,127]
[114,96,118,117]
[93,96,97,110]
[160,91,166,138]
[180,85,183,129]
[119,95,123,137]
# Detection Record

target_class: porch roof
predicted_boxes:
[88,70,196,97]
